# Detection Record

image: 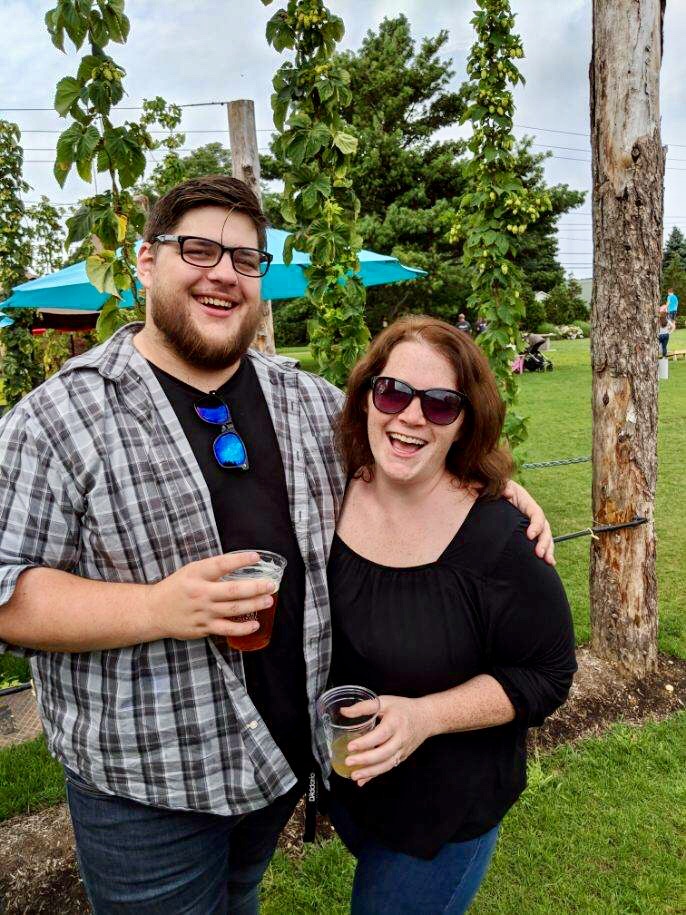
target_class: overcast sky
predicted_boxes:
[2,0,685,278]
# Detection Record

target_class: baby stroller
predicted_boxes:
[519,335,554,372]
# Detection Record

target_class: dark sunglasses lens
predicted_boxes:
[422,391,463,425]
[195,398,230,424]
[214,432,248,468]
[373,378,412,414]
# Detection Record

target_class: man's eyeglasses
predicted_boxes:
[194,391,249,470]
[155,235,273,278]
[370,376,467,426]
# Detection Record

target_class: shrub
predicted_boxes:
[576,320,591,337]
[544,278,589,325]
[537,321,558,335]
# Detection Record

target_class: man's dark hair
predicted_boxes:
[144,175,269,249]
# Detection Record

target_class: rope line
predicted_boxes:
[553,516,648,544]
[522,455,591,469]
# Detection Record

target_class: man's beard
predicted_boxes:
[148,285,261,370]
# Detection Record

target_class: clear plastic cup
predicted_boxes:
[317,685,380,779]
[222,550,287,651]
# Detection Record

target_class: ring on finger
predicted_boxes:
[392,752,401,768]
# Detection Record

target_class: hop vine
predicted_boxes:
[262,0,370,386]
[0,120,42,407]
[46,0,182,340]
[451,0,551,449]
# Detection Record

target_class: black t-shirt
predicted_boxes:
[327,497,576,859]
[149,358,311,782]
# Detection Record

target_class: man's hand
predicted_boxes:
[146,551,277,642]
[502,480,555,565]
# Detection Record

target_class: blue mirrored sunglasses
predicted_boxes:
[194,391,249,470]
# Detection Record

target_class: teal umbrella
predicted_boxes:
[0,311,14,328]
[2,228,425,312]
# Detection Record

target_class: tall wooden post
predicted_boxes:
[589,0,665,676]
[227,99,275,354]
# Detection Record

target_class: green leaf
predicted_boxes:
[332,131,357,155]
[96,296,123,342]
[65,206,93,247]
[45,8,65,51]
[62,0,88,48]
[102,5,130,43]
[54,76,82,116]
[86,254,119,297]
[89,12,109,47]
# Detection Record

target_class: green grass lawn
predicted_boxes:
[262,715,686,914]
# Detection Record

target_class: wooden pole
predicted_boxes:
[589,0,665,676]
[227,99,275,354]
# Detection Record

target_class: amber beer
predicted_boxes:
[228,590,279,652]
[223,551,287,652]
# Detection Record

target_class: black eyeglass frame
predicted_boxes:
[370,375,468,426]
[154,234,273,277]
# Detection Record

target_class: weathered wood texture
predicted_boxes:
[227,99,276,354]
[589,0,666,676]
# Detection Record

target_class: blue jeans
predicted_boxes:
[330,798,499,915]
[65,768,301,914]
[659,333,670,358]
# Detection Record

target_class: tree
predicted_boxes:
[0,120,43,407]
[589,0,665,677]
[25,196,65,276]
[661,225,686,272]
[543,277,588,326]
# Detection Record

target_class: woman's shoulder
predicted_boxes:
[442,496,530,574]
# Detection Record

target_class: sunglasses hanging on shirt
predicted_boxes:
[194,392,249,470]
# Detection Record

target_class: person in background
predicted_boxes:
[666,287,679,321]
[456,312,472,334]
[475,315,488,335]
[326,316,576,915]
[0,178,554,914]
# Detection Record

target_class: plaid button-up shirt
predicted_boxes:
[0,324,346,814]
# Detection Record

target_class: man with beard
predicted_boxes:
[0,176,552,913]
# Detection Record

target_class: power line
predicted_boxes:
[515,123,686,149]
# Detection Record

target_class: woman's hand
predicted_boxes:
[502,480,555,565]
[341,695,435,788]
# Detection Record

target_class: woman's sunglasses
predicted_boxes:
[194,392,249,470]
[370,376,467,426]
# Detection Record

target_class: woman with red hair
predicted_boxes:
[325,316,576,914]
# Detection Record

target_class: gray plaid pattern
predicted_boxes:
[0,324,346,814]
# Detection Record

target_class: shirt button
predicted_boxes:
[248,720,258,730]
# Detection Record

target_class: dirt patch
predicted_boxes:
[1,649,683,913]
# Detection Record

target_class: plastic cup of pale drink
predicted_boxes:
[317,685,380,779]
[223,550,287,651]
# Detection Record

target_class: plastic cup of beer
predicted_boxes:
[317,685,380,779]
[223,550,287,651]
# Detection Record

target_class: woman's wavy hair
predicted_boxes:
[336,315,513,498]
